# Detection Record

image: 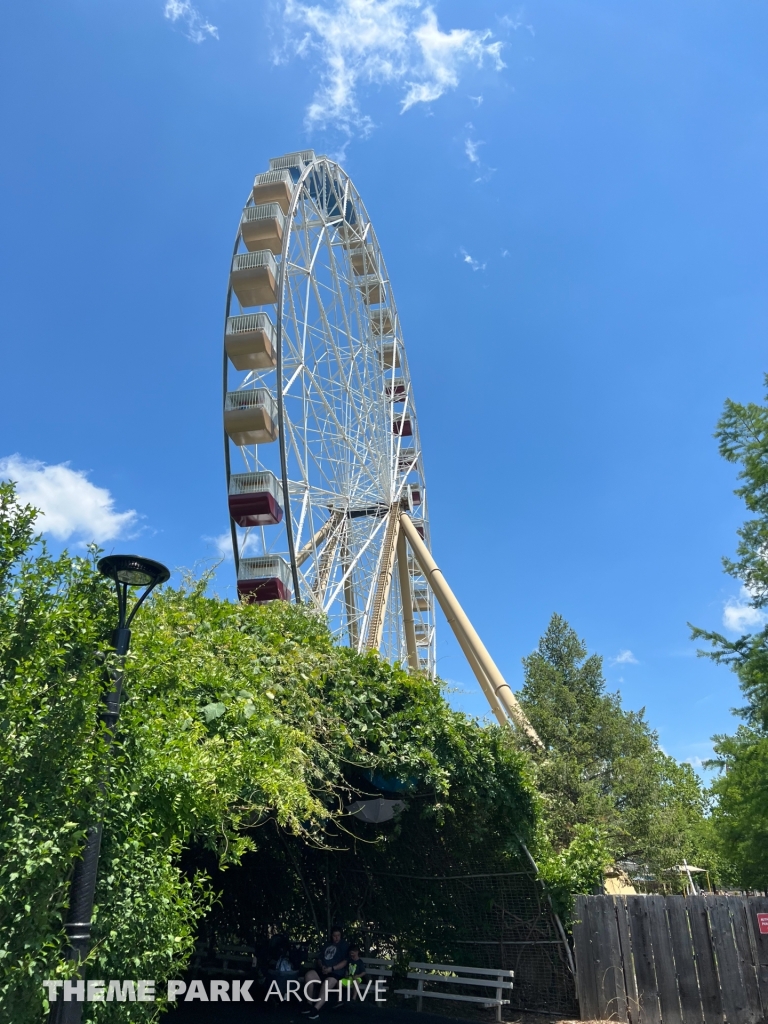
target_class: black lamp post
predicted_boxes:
[51,556,170,1024]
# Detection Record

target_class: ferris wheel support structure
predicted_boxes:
[399,514,543,748]
[221,148,541,745]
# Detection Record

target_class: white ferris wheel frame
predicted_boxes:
[223,151,436,673]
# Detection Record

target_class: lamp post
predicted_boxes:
[51,556,170,1024]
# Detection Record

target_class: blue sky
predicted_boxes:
[1,0,767,771]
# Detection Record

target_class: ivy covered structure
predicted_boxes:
[0,484,576,1023]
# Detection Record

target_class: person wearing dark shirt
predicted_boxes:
[341,946,368,999]
[302,927,349,1018]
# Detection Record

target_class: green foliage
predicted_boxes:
[713,376,768,605]
[536,824,612,919]
[691,375,768,888]
[519,614,710,884]
[0,482,539,1022]
[699,728,768,889]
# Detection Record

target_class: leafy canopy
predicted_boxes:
[520,614,709,891]
[692,374,768,888]
[0,482,538,1023]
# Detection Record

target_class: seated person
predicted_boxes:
[302,926,349,1018]
[340,947,368,999]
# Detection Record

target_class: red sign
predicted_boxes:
[757,914,768,935]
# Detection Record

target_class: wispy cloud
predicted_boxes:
[723,587,768,633]
[499,10,534,35]
[203,531,262,561]
[281,0,505,135]
[460,248,486,272]
[164,0,218,43]
[0,454,138,544]
[612,649,638,665]
[465,136,483,164]
[469,94,483,107]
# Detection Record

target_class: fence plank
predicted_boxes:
[687,898,723,1024]
[746,896,768,1015]
[627,897,661,1024]
[708,895,749,1024]
[615,897,640,1024]
[646,895,683,1024]
[574,896,601,1021]
[592,897,629,1022]
[666,896,703,1024]
[727,897,762,1024]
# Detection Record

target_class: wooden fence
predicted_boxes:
[572,894,768,1024]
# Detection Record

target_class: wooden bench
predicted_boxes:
[395,962,513,1022]
[361,957,395,980]
[213,944,255,976]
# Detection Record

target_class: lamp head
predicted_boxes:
[97,555,170,588]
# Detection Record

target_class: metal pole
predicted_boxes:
[396,527,419,672]
[51,627,131,1024]
[399,515,543,748]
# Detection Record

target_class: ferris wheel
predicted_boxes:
[222,150,435,673]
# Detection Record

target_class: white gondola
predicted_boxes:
[269,150,315,171]
[412,584,430,612]
[230,250,278,307]
[356,274,383,305]
[349,244,375,276]
[225,313,277,371]
[237,555,292,603]
[414,623,432,646]
[252,169,293,214]
[240,203,285,254]
[397,448,419,472]
[379,340,400,368]
[406,483,423,512]
[371,308,394,337]
[224,389,278,446]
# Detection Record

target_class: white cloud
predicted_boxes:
[164,0,218,43]
[465,137,482,164]
[469,94,483,107]
[612,649,638,665]
[501,249,510,256]
[282,0,505,134]
[723,588,768,633]
[203,531,261,561]
[460,248,486,272]
[0,454,138,543]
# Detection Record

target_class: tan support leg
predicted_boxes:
[312,512,344,602]
[296,510,343,569]
[396,527,419,672]
[399,514,543,749]
[364,505,401,651]
[340,523,359,649]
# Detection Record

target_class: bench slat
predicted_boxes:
[406,973,512,990]
[407,962,513,977]
[395,990,510,1006]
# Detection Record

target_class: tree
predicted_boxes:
[0,482,540,1022]
[691,374,768,887]
[519,614,709,889]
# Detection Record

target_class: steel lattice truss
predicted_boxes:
[223,151,435,673]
